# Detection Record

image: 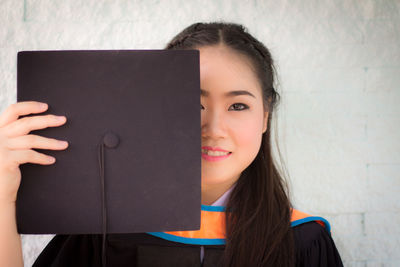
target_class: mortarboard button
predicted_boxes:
[103,132,119,148]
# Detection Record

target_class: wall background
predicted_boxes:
[0,0,399,266]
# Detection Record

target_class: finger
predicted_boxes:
[10,149,56,167]
[6,134,68,151]
[4,114,66,138]
[0,101,48,128]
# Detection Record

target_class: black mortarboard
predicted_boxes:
[16,50,201,237]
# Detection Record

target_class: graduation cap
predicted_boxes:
[16,49,201,237]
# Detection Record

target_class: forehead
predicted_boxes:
[197,45,261,98]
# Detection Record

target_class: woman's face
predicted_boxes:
[199,44,269,195]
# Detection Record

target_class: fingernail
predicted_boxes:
[40,103,48,109]
[57,116,66,121]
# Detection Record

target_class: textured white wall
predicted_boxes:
[0,0,399,266]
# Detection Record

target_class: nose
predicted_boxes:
[201,108,227,139]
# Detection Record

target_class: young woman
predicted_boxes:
[0,22,343,266]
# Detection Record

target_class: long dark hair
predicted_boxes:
[165,22,294,267]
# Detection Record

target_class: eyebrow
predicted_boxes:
[200,89,256,98]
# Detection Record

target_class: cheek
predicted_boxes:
[234,118,263,155]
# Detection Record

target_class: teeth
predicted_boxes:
[202,149,230,156]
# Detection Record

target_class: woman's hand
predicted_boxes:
[0,101,68,204]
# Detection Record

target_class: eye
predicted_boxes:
[201,103,249,111]
[229,103,249,111]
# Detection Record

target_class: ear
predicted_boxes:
[263,97,272,134]
[262,111,269,134]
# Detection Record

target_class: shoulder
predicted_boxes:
[292,221,330,247]
[292,222,344,267]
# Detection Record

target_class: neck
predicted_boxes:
[201,180,236,205]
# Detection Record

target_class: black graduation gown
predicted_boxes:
[32,221,344,267]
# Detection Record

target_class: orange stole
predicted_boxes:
[147,206,331,245]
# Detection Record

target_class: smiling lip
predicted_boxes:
[201,146,232,162]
